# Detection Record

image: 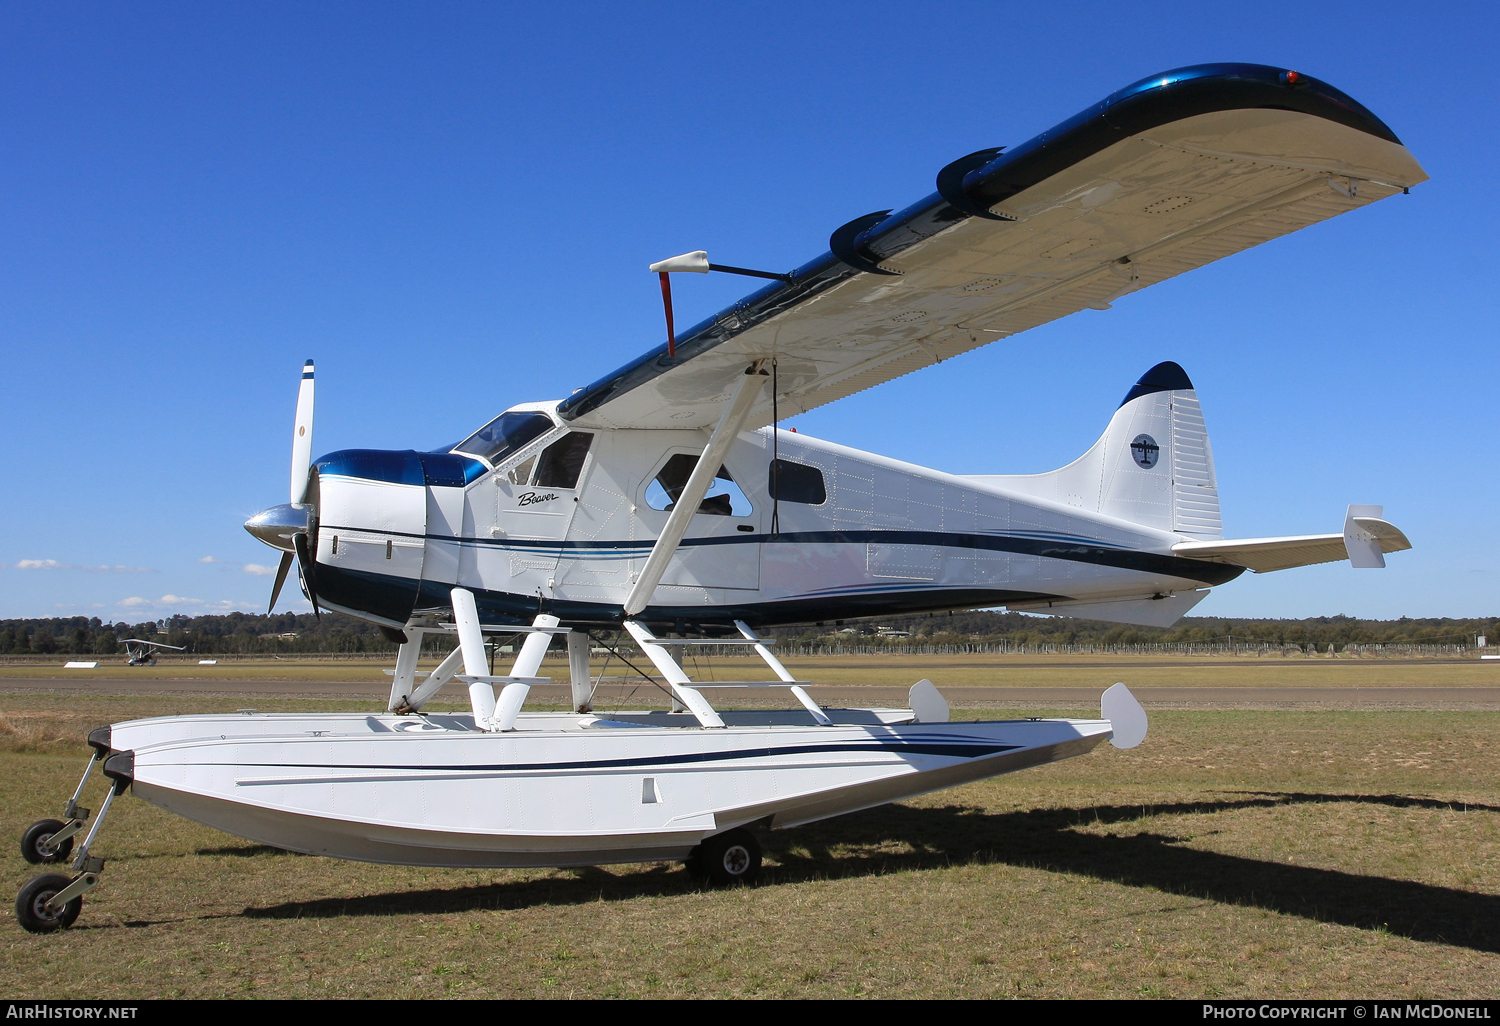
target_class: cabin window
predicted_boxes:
[645,454,752,517]
[768,459,827,505]
[506,455,536,486]
[452,412,554,466]
[534,433,594,489]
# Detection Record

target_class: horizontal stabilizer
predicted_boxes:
[1171,507,1410,573]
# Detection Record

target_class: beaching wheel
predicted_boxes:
[15,874,81,934]
[21,819,72,865]
[692,828,761,886]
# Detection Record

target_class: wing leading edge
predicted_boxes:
[557,63,1426,432]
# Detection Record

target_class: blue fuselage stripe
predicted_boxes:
[318,523,1237,585]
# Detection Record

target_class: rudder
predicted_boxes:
[972,361,1222,537]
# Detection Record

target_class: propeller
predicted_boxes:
[289,360,319,618]
[247,359,320,617]
[293,531,320,620]
[267,551,294,614]
[291,359,315,504]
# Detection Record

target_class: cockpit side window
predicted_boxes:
[645,454,752,517]
[506,455,536,486]
[452,412,555,466]
[534,432,594,489]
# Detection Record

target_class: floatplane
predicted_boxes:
[17,64,1423,931]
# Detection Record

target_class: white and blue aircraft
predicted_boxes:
[17,64,1423,932]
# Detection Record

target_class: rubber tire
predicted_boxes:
[693,828,762,886]
[15,874,81,934]
[21,820,72,866]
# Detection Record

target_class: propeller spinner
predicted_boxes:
[245,360,320,617]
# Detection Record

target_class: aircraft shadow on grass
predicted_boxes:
[227,792,1500,954]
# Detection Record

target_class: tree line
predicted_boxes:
[0,612,407,657]
[0,609,1494,658]
[765,610,1498,651]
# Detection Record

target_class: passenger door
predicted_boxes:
[635,449,760,591]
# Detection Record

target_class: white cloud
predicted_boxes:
[16,559,153,573]
[116,595,237,613]
[242,563,278,577]
[118,595,201,609]
[197,556,221,564]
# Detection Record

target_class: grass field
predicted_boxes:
[0,670,1496,999]
[2,651,1496,688]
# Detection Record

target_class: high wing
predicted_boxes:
[557,64,1426,432]
[120,639,187,651]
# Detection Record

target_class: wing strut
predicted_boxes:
[622,361,769,617]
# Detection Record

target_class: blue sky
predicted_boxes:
[1,1,1494,621]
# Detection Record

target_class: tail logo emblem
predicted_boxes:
[1130,434,1160,468]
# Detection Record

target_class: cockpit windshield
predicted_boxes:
[452,411,555,466]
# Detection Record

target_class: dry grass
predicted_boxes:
[0,688,1496,998]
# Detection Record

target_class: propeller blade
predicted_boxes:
[293,531,321,620]
[290,359,315,504]
[267,550,294,614]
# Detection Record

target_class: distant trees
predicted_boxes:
[0,609,1494,659]
[769,610,1499,650]
[0,612,421,658]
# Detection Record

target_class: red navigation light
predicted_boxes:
[1282,70,1301,85]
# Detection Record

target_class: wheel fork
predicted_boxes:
[42,749,132,916]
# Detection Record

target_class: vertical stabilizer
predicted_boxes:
[970,362,1221,537]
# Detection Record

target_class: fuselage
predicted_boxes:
[248,401,1239,629]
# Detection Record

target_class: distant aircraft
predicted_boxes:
[119,639,185,667]
[17,64,1423,932]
